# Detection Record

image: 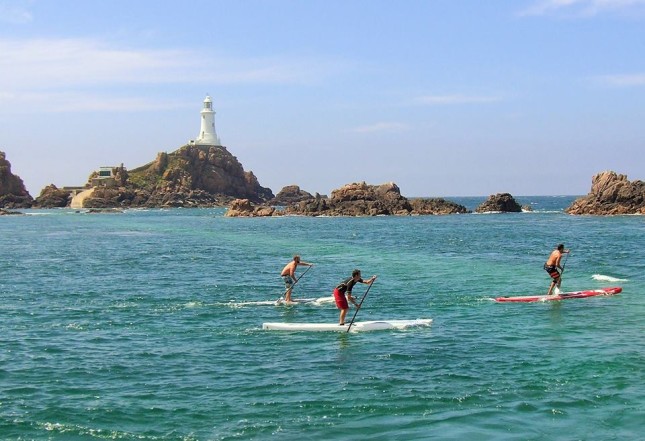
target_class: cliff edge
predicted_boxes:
[0,151,33,208]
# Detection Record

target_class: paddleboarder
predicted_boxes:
[333,269,376,325]
[280,255,313,302]
[544,244,570,295]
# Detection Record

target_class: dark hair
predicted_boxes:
[557,244,565,251]
[352,269,361,277]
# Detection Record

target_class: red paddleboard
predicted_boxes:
[495,286,622,303]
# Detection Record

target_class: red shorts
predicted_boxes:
[333,288,348,309]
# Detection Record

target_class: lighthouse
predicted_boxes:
[195,95,221,146]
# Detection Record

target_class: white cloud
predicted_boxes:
[0,37,346,112]
[519,0,645,16]
[596,73,645,86]
[350,122,410,133]
[0,0,33,24]
[414,95,501,105]
[0,38,332,88]
[0,91,188,112]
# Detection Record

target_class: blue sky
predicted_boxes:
[1,0,644,197]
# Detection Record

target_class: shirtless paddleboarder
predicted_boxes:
[544,244,570,295]
[280,255,313,302]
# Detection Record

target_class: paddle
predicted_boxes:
[280,264,313,300]
[346,276,377,333]
[554,252,570,295]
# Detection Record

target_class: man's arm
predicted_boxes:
[363,275,377,284]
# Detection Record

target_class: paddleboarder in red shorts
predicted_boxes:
[333,269,376,325]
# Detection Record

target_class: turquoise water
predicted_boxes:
[1,197,643,440]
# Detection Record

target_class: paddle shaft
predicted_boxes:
[346,278,376,333]
[560,252,570,278]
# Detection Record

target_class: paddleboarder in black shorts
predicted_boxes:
[280,255,313,302]
[544,244,570,295]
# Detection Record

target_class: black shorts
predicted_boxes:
[544,264,560,279]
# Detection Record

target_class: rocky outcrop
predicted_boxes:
[475,193,522,213]
[282,182,408,216]
[34,185,73,208]
[270,185,316,205]
[225,198,277,217]
[0,151,33,208]
[236,181,469,217]
[129,145,273,203]
[566,171,645,215]
[71,144,274,208]
[410,198,473,215]
[0,208,24,215]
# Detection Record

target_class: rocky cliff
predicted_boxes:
[0,151,33,208]
[566,171,645,215]
[76,144,274,208]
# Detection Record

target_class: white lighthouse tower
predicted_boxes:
[195,95,221,146]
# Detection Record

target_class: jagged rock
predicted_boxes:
[86,208,124,214]
[225,198,277,217]
[410,198,470,215]
[280,182,469,216]
[0,208,24,215]
[34,184,72,208]
[475,193,522,213]
[566,171,645,215]
[0,151,33,208]
[270,185,316,205]
[83,187,134,208]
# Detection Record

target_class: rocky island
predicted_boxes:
[475,193,525,213]
[226,182,470,217]
[566,171,645,215]
[30,145,274,209]
[2,148,643,216]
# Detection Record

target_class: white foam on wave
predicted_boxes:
[224,300,278,308]
[592,274,628,282]
[312,296,335,305]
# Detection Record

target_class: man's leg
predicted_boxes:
[339,308,348,325]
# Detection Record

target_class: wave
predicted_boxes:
[219,296,335,308]
[592,274,629,282]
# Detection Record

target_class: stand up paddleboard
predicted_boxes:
[262,318,432,332]
[495,286,622,303]
[275,296,334,306]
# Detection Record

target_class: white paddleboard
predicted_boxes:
[262,318,433,332]
[275,296,335,306]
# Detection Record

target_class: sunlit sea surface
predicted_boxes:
[1,196,643,440]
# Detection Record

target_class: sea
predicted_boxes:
[1,196,643,441]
